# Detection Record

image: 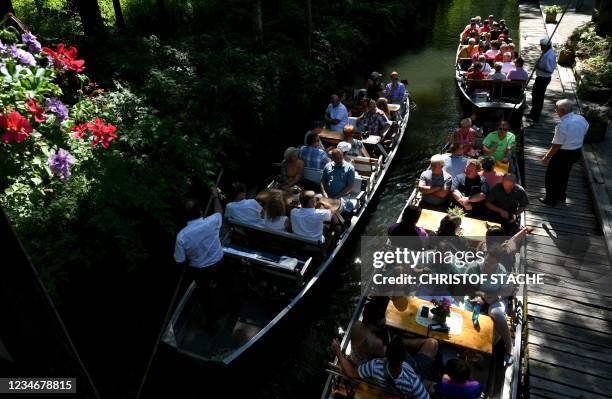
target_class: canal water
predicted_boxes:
[252,2,519,398]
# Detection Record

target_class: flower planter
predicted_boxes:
[558,50,575,66]
[545,12,558,23]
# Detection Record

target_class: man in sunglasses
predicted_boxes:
[482,121,516,164]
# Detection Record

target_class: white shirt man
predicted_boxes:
[290,207,331,242]
[174,211,223,268]
[225,199,264,225]
[552,112,589,149]
[536,46,557,78]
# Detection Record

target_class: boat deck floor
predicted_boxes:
[520,4,612,398]
[177,291,281,362]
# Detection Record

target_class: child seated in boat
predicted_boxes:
[434,358,482,399]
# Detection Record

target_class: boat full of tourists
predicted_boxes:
[162,81,412,366]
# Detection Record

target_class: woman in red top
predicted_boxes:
[450,118,476,153]
[466,63,485,80]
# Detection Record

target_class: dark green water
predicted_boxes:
[251,2,519,398]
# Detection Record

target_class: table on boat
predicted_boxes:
[318,128,382,146]
[416,209,499,238]
[385,297,494,354]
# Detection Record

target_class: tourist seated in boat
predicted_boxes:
[336,141,353,163]
[466,246,517,365]
[495,43,509,62]
[359,98,392,137]
[460,21,478,43]
[458,38,479,59]
[478,19,490,34]
[499,19,507,31]
[506,57,528,81]
[303,120,325,150]
[501,52,514,74]
[388,204,427,244]
[299,131,330,170]
[366,71,385,100]
[431,214,468,252]
[321,149,357,213]
[443,144,468,178]
[324,93,349,132]
[279,147,304,190]
[485,41,500,60]
[490,22,501,41]
[384,71,407,105]
[349,90,368,119]
[466,62,485,80]
[451,159,488,216]
[174,190,228,329]
[225,182,264,225]
[348,301,387,365]
[479,225,532,271]
[434,358,482,399]
[485,173,528,234]
[482,121,515,163]
[463,17,477,31]
[487,15,495,26]
[290,190,331,242]
[498,28,510,44]
[342,124,369,157]
[450,118,476,154]
[332,336,433,399]
[479,32,491,51]
[263,189,290,232]
[419,154,452,207]
[508,43,517,60]
[487,62,507,80]
[474,15,482,27]
[475,54,492,74]
[479,156,504,188]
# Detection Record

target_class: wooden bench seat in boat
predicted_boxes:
[223,243,313,282]
[326,364,397,399]
[226,217,326,255]
[465,79,525,102]
[348,155,383,178]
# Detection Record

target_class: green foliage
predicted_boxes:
[543,5,562,15]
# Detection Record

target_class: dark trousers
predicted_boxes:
[531,76,552,119]
[189,262,223,323]
[545,148,582,203]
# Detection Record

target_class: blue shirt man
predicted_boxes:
[324,94,349,131]
[385,71,407,104]
[321,149,355,199]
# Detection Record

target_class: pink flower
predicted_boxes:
[0,110,33,143]
[27,98,46,123]
[71,123,88,139]
[87,118,117,148]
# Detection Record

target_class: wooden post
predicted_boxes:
[112,0,126,31]
[76,0,106,36]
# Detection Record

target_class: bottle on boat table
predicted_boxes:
[472,303,480,327]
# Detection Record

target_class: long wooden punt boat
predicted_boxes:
[455,44,526,126]
[321,138,527,399]
[162,96,411,366]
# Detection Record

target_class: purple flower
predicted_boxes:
[45,98,69,125]
[9,45,36,66]
[21,32,42,54]
[0,40,6,53]
[47,149,75,181]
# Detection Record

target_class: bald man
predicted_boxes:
[385,71,407,105]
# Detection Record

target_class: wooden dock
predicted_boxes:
[519,3,612,398]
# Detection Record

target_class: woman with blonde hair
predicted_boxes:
[450,118,476,153]
[263,189,289,231]
[279,147,303,189]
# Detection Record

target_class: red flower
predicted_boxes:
[42,43,85,73]
[0,111,33,143]
[87,118,117,148]
[26,98,46,123]
[71,123,88,139]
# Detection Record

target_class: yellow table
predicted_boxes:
[416,208,499,237]
[386,297,494,354]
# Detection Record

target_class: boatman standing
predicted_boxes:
[539,99,589,207]
[526,37,557,122]
[174,188,227,330]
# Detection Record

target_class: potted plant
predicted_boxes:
[544,5,563,23]
[558,43,575,65]
[430,298,451,324]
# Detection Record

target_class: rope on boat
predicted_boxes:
[135,168,224,399]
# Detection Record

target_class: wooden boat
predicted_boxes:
[321,143,527,399]
[455,44,526,126]
[162,95,411,366]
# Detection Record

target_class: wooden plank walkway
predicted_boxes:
[519,3,612,399]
